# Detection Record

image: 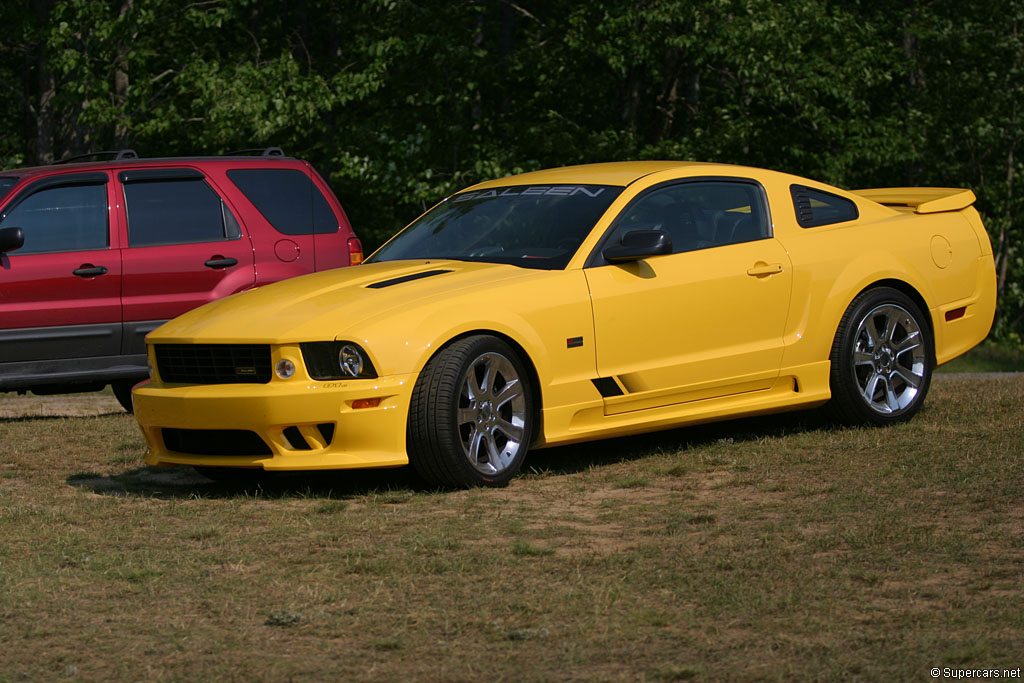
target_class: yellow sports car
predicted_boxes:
[133,162,996,487]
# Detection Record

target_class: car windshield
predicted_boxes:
[0,177,19,204]
[367,184,623,270]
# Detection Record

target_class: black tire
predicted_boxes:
[827,287,934,425]
[407,335,535,488]
[111,380,137,413]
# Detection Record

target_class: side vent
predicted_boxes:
[366,269,452,289]
[591,377,624,397]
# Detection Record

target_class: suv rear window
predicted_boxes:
[227,169,337,235]
[124,178,240,247]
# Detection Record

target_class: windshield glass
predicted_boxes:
[367,184,623,270]
[0,177,19,205]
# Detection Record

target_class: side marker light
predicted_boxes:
[352,397,382,410]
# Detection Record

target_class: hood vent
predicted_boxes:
[366,269,452,289]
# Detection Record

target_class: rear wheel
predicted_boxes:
[828,287,933,425]
[407,335,534,488]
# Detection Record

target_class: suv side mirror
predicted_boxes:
[0,227,24,254]
[602,229,673,263]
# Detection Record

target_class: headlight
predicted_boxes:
[300,341,377,380]
[339,344,363,377]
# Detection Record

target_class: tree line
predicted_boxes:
[1,0,1021,343]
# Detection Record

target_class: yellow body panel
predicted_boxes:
[134,161,996,471]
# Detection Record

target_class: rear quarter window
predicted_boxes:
[227,169,338,235]
[790,184,859,228]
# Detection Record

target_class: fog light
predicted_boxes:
[275,359,296,379]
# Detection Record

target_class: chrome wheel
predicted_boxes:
[851,303,927,415]
[457,352,527,475]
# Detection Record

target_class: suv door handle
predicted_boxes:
[204,257,238,269]
[746,262,784,277]
[73,264,108,278]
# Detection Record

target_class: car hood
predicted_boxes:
[148,260,535,344]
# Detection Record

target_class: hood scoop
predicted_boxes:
[365,269,453,289]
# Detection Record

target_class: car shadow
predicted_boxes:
[67,463,430,500]
[1,411,126,423]
[68,409,839,500]
[522,408,838,476]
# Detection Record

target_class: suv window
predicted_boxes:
[227,169,337,235]
[0,183,108,254]
[0,178,18,203]
[124,178,240,247]
[608,181,769,254]
[790,184,859,228]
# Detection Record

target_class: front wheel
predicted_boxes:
[827,287,933,425]
[111,380,137,413]
[407,335,534,488]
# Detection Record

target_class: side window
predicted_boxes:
[0,183,108,254]
[227,169,338,235]
[790,184,859,228]
[608,181,769,255]
[123,178,239,247]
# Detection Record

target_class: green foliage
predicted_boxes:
[1,0,1022,342]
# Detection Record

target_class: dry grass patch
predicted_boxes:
[0,376,1022,680]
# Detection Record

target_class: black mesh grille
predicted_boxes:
[162,428,272,456]
[155,344,272,384]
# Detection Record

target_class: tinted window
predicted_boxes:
[367,184,623,270]
[124,178,237,246]
[605,181,768,255]
[791,184,859,228]
[0,183,107,254]
[0,177,18,203]
[227,169,337,235]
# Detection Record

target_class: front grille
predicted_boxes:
[155,344,272,384]
[162,428,272,456]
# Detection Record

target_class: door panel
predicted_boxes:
[0,176,120,361]
[119,173,256,327]
[585,239,792,414]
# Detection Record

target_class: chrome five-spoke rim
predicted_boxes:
[457,352,527,475]
[852,303,927,414]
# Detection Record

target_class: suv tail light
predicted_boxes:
[348,236,364,265]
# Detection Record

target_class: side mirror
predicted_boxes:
[602,229,672,263]
[0,227,24,254]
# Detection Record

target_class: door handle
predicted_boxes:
[746,262,784,277]
[204,256,238,269]
[73,264,108,278]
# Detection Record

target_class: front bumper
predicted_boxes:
[134,373,416,470]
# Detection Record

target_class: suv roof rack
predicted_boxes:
[54,149,139,164]
[223,147,285,157]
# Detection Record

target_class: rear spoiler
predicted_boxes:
[851,187,976,214]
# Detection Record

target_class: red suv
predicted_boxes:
[0,148,362,411]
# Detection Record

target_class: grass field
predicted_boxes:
[1,373,1022,681]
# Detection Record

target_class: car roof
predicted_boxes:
[0,155,307,180]
[466,161,753,190]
